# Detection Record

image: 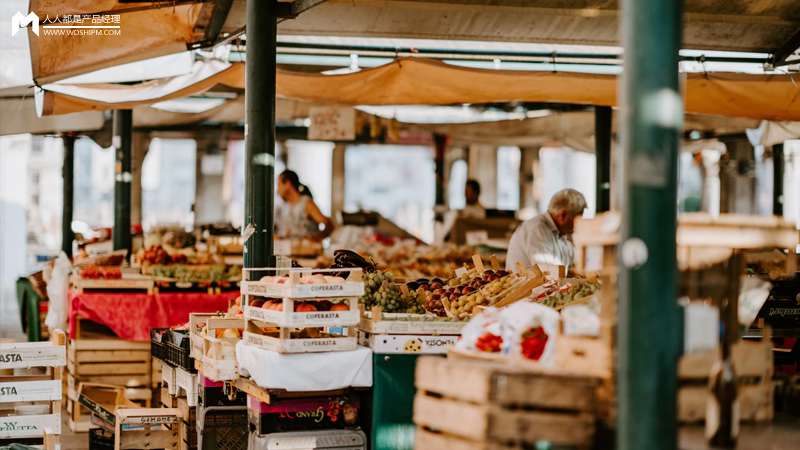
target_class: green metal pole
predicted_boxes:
[618,0,683,448]
[595,106,612,212]
[61,134,75,258]
[113,110,133,257]
[243,0,278,269]
[773,143,784,216]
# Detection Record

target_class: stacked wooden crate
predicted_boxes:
[66,336,157,432]
[678,335,774,423]
[414,356,599,450]
[161,384,198,450]
[0,330,66,447]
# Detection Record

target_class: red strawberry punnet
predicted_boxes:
[475,332,503,353]
[519,326,549,360]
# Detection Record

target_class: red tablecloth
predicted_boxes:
[69,290,237,341]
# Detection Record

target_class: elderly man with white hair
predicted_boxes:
[506,188,588,271]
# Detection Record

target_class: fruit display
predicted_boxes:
[150,264,241,282]
[427,269,520,318]
[328,244,490,279]
[536,279,600,309]
[197,312,244,338]
[360,270,425,314]
[140,245,183,265]
[79,266,122,280]
[252,298,351,312]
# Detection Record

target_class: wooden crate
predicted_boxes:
[677,337,774,423]
[0,330,66,444]
[67,338,152,380]
[71,275,155,295]
[114,408,181,450]
[414,356,598,450]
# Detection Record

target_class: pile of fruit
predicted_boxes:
[360,270,425,314]
[140,245,186,265]
[249,298,351,313]
[536,279,600,309]
[151,264,241,282]
[425,269,520,317]
[79,266,122,280]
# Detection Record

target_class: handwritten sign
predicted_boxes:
[308,107,356,141]
[465,230,489,246]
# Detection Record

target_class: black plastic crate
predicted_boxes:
[150,327,196,372]
[166,329,195,372]
[150,328,169,362]
[198,374,247,407]
[198,406,248,450]
[88,428,114,450]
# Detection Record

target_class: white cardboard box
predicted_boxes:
[358,331,457,354]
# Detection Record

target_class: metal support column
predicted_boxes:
[595,106,612,212]
[61,134,75,258]
[433,134,448,208]
[113,110,133,256]
[618,0,683,448]
[773,143,784,216]
[244,0,278,269]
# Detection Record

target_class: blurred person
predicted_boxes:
[506,188,587,271]
[277,170,334,241]
[460,179,486,219]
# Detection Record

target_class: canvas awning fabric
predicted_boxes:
[35,58,800,121]
[26,1,206,84]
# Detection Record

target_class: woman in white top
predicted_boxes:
[277,170,334,241]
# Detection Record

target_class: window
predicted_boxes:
[141,138,196,229]
[345,145,435,243]
[496,146,520,211]
[31,173,40,186]
[448,159,468,210]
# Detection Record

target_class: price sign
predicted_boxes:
[308,107,356,141]
[465,230,489,246]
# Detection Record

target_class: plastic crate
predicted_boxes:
[197,405,248,450]
[150,328,196,372]
[248,429,367,450]
[88,427,114,450]
[198,374,247,407]
[167,329,195,372]
[150,328,169,362]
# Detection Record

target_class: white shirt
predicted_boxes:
[505,213,575,272]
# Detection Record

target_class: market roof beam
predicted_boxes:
[768,28,800,67]
[196,0,237,48]
[276,0,800,54]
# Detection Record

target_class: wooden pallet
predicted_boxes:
[0,330,66,443]
[414,356,598,450]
